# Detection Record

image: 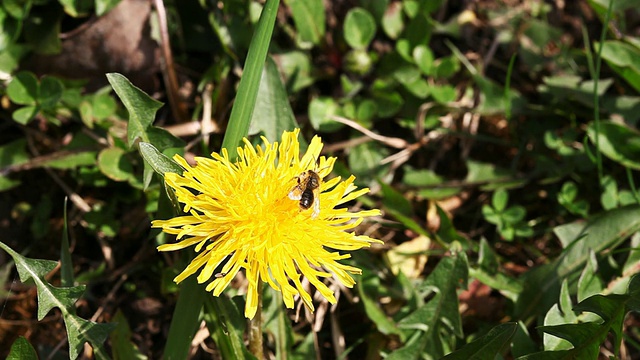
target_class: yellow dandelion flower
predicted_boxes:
[152,129,381,319]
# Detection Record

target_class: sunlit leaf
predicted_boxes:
[249,57,298,141]
[389,254,468,359]
[344,7,377,49]
[286,0,325,45]
[587,121,640,170]
[7,71,38,106]
[7,337,37,360]
[98,147,135,182]
[107,73,163,147]
[0,241,115,359]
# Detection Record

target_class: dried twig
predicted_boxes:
[330,115,408,149]
[153,0,189,123]
[200,82,219,146]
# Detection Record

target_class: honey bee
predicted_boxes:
[288,170,321,218]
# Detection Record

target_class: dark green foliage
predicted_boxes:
[2,0,640,359]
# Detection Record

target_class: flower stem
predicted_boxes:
[249,281,263,359]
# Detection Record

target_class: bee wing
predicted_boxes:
[311,195,320,219]
[288,189,302,200]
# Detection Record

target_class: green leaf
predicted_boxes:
[587,121,640,170]
[492,189,509,212]
[434,56,460,79]
[0,175,21,191]
[0,43,28,75]
[60,198,74,287]
[395,39,413,62]
[286,0,325,45]
[356,99,378,124]
[249,57,298,141]
[515,205,640,320]
[470,238,522,302]
[38,75,64,109]
[430,84,457,103]
[97,147,135,182]
[357,272,404,339]
[380,181,412,217]
[340,74,363,98]
[106,73,164,147]
[526,293,631,359]
[389,254,468,360]
[372,90,403,118]
[343,7,376,49]
[524,323,603,359]
[623,233,640,275]
[91,92,117,119]
[276,50,315,92]
[600,175,619,210]
[599,40,640,92]
[393,64,421,85]
[58,0,92,17]
[163,276,208,360]
[576,250,603,302]
[32,280,84,319]
[403,168,461,199]
[7,71,38,105]
[511,321,539,357]
[11,105,38,125]
[264,288,293,360]
[382,1,404,39]
[203,295,253,360]
[481,205,500,225]
[41,151,97,169]
[543,280,576,351]
[95,0,120,16]
[413,45,433,75]
[0,241,115,359]
[361,0,388,21]
[0,9,21,52]
[222,0,280,160]
[110,310,148,360]
[7,337,38,360]
[308,97,343,132]
[289,332,317,360]
[502,206,526,223]
[0,139,29,168]
[589,0,638,12]
[65,314,115,360]
[558,181,589,217]
[403,77,429,98]
[139,142,184,176]
[78,101,94,128]
[347,139,389,185]
[403,11,431,48]
[3,0,31,20]
[474,75,513,115]
[442,322,517,360]
[465,160,513,188]
[628,274,640,312]
[146,127,185,151]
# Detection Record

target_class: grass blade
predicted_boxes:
[221,0,281,159]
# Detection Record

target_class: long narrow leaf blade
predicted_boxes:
[221,0,281,158]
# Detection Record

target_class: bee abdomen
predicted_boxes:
[299,189,315,209]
